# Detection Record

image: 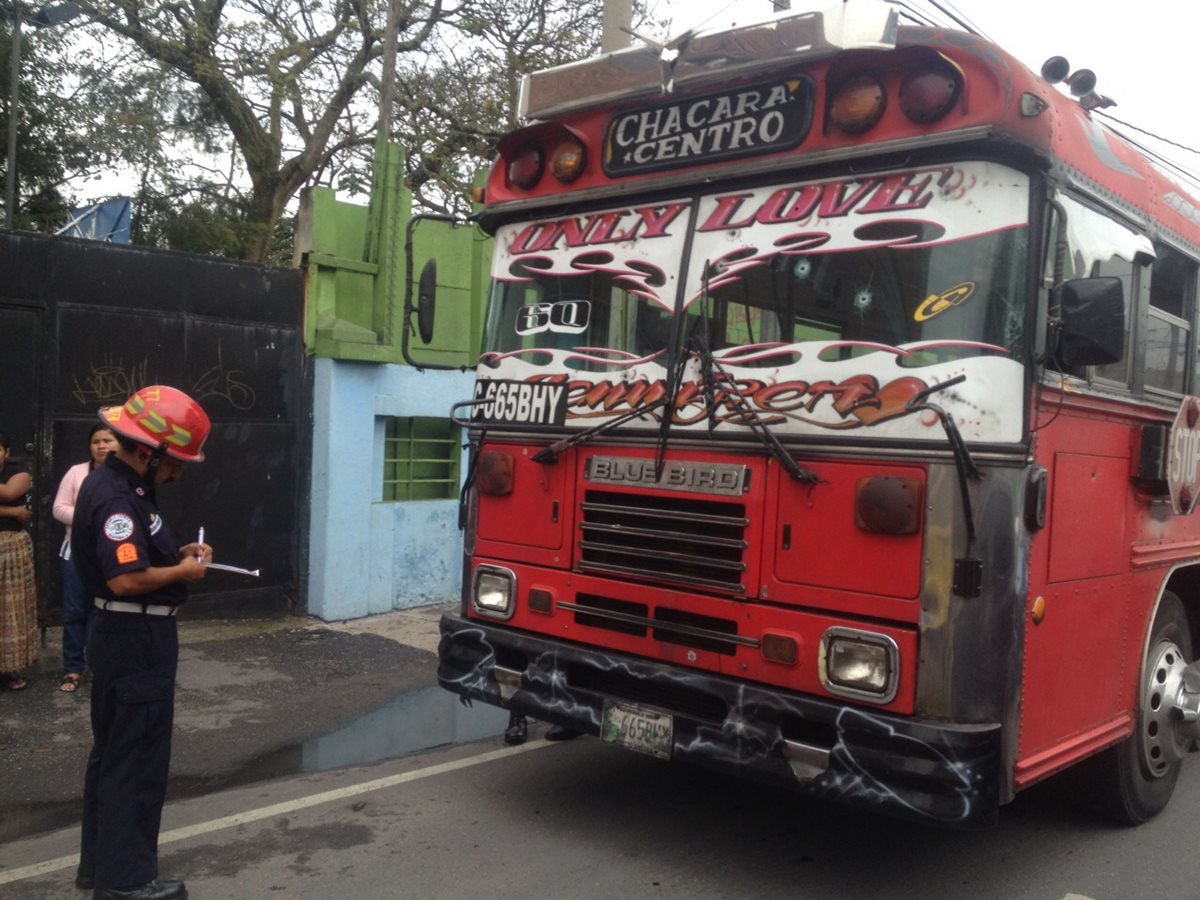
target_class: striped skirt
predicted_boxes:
[0,530,38,673]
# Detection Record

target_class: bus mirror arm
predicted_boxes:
[402,213,465,372]
[906,376,984,596]
[449,398,491,429]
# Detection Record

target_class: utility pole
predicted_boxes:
[4,1,81,229]
[601,0,633,53]
[5,5,22,228]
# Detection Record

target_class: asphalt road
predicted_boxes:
[3,725,1198,899]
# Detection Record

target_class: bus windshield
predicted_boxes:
[483,161,1030,369]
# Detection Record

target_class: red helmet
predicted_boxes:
[100,386,211,463]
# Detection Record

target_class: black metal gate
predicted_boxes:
[0,231,307,620]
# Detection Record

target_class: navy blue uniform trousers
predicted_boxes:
[79,609,179,890]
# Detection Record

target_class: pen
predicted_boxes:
[197,526,204,562]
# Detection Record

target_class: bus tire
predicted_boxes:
[1095,590,1192,826]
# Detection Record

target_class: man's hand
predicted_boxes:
[179,542,213,564]
[108,556,207,595]
[176,556,207,584]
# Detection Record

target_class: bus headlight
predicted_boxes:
[472,565,517,620]
[820,627,899,704]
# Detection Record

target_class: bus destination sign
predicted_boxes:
[603,75,814,177]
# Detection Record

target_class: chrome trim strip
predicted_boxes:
[493,665,522,702]
[467,428,1031,466]
[576,560,744,593]
[581,500,749,528]
[781,739,832,782]
[579,539,747,571]
[580,521,748,550]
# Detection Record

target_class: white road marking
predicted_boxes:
[0,740,551,886]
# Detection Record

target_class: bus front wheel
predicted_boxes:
[1096,590,1193,825]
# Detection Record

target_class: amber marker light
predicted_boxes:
[549,137,587,183]
[528,588,554,615]
[899,59,963,124]
[762,633,799,665]
[507,145,544,190]
[477,450,515,496]
[828,73,886,134]
[1031,596,1047,625]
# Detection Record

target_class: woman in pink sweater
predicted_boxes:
[52,424,118,692]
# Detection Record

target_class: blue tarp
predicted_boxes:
[58,197,132,243]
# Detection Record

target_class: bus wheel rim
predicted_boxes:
[1142,638,1189,777]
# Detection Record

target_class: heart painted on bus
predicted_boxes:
[846,377,928,426]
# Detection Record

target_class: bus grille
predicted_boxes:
[569,594,745,656]
[578,490,749,592]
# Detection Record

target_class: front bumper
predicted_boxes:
[438,613,1002,826]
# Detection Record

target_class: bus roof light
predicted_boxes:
[549,137,587,183]
[899,61,962,125]
[828,73,886,134]
[507,145,545,191]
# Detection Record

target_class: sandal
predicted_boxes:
[60,674,81,693]
[2,674,28,691]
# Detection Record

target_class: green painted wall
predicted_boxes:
[296,143,491,366]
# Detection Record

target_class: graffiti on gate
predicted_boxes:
[71,355,150,406]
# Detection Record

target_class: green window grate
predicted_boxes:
[382,416,461,501]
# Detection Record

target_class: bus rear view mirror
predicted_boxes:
[417,259,437,344]
[1055,276,1125,367]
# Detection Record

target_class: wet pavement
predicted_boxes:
[0,602,508,844]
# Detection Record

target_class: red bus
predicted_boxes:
[434,2,1200,825]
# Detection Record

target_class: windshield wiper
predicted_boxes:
[688,264,820,486]
[652,262,693,479]
[700,348,822,486]
[532,395,671,464]
[905,374,983,596]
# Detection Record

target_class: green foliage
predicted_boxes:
[389,0,606,215]
[0,17,94,230]
[7,1,666,259]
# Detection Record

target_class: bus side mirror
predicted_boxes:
[1054,276,1125,367]
[417,259,437,344]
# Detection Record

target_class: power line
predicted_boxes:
[1096,110,1200,158]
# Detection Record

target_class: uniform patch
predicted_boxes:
[116,543,139,564]
[103,513,135,541]
[149,514,163,535]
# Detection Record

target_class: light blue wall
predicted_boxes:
[309,357,473,620]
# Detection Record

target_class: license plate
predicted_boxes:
[600,701,673,760]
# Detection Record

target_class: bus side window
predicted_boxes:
[1051,195,1153,387]
[1143,243,1196,396]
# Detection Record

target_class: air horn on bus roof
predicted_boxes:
[1041,56,1116,111]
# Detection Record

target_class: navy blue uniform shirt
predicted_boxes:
[71,455,187,606]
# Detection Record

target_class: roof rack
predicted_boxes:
[519,0,899,122]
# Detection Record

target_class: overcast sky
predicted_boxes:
[657,0,1200,189]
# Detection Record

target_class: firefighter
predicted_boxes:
[72,386,213,900]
